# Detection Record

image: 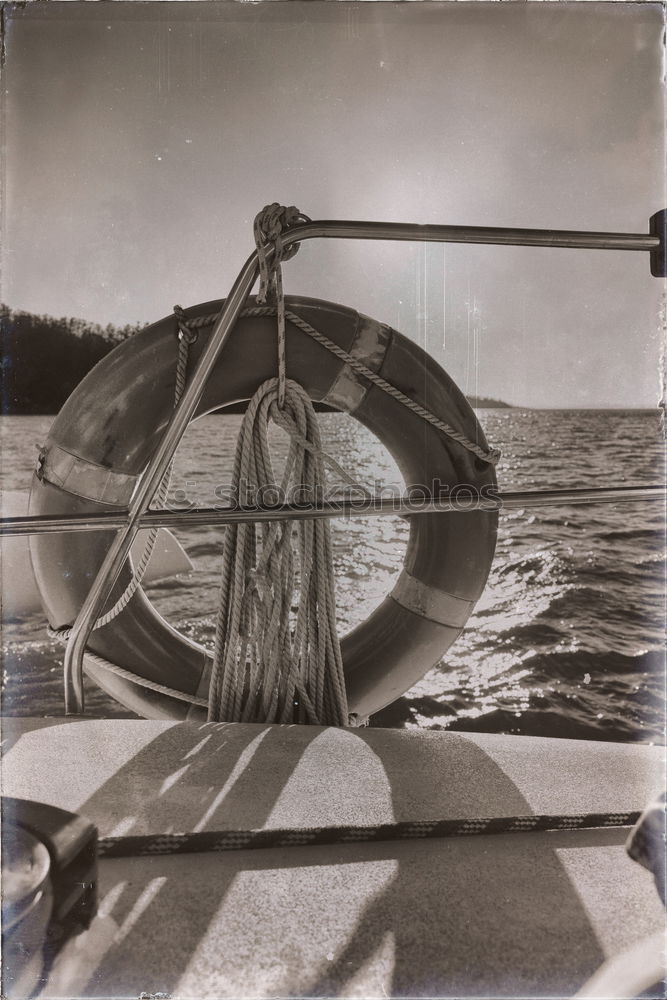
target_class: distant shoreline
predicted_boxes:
[466,396,511,409]
[2,399,516,417]
[2,307,659,414]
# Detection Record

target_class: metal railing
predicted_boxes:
[2,485,665,538]
[280,218,662,252]
[12,210,664,714]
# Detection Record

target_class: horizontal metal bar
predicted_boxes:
[281,219,661,254]
[4,485,664,537]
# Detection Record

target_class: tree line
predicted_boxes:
[0,304,510,414]
[0,305,142,414]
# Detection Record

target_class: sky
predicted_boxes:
[3,1,665,407]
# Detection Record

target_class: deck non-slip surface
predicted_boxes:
[44,828,662,1000]
[2,718,663,836]
[1,719,665,998]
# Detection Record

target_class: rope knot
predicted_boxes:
[252,204,310,410]
[173,304,198,345]
[35,443,47,481]
[253,203,310,305]
[253,203,309,265]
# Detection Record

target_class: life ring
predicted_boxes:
[29,296,498,722]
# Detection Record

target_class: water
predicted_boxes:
[1,409,664,742]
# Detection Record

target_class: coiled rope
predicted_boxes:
[207,376,349,726]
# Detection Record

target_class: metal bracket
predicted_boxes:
[649,209,666,277]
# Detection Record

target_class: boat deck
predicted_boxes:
[2,718,664,998]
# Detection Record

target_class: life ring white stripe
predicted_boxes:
[321,314,390,413]
[38,442,139,507]
[390,570,475,628]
